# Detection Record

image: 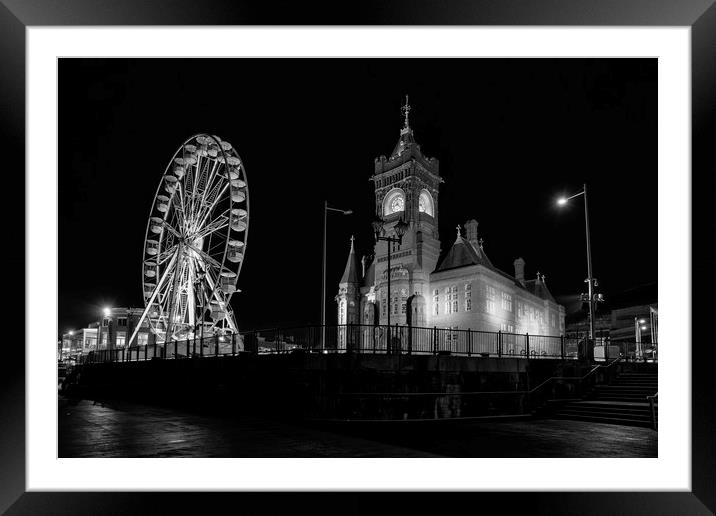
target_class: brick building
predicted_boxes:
[336,99,565,341]
[97,307,155,350]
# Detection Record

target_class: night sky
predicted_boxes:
[58,58,656,335]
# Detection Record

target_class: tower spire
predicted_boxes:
[401,94,411,129]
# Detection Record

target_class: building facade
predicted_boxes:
[97,307,155,350]
[336,100,566,343]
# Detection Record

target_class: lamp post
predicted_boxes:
[321,201,352,351]
[194,270,206,348]
[372,216,409,354]
[557,183,597,358]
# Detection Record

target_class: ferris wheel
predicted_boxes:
[129,134,249,346]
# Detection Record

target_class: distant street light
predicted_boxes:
[557,183,597,357]
[103,307,111,317]
[322,201,352,351]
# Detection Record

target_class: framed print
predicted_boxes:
[3,0,714,514]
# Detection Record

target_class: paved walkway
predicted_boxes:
[58,397,657,458]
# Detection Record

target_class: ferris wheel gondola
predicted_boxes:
[129,134,249,346]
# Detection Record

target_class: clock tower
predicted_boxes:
[369,96,442,325]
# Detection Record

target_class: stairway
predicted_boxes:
[545,371,658,428]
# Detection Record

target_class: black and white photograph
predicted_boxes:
[57,57,659,459]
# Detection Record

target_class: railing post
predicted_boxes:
[215,335,219,357]
[560,334,565,360]
[467,329,472,357]
[153,341,157,360]
[232,332,236,356]
[525,333,530,359]
[498,330,502,358]
[432,326,437,355]
[200,336,204,357]
[144,344,148,361]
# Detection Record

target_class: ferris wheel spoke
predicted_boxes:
[189,245,225,274]
[193,215,229,241]
[194,183,230,234]
[156,243,180,265]
[162,219,183,240]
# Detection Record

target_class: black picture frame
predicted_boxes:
[3,1,713,514]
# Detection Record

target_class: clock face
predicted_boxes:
[383,189,406,216]
[418,190,434,216]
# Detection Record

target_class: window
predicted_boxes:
[517,302,525,318]
[550,313,557,328]
[401,297,407,314]
[464,283,472,311]
[101,332,108,346]
[486,285,496,298]
[444,285,458,314]
[486,299,495,314]
[339,300,346,324]
[501,292,512,312]
[393,297,399,315]
[500,323,515,333]
[433,290,440,315]
[138,333,148,346]
[116,331,126,348]
[118,318,128,327]
[102,318,110,327]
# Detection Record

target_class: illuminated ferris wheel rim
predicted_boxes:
[132,133,250,344]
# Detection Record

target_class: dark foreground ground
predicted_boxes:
[58,396,657,458]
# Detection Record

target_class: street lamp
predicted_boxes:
[372,216,409,354]
[322,201,352,351]
[557,183,598,357]
[194,270,206,347]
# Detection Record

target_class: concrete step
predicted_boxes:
[551,413,654,428]
[555,410,652,423]
[561,404,654,415]
[588,398,652,404]
[596,386,656,392]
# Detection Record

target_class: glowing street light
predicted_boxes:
[556,184,597,357]
[103,307,111,317]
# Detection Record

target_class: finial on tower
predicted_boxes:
[455,224,462,239]
[478,238,484,249]
[349,235,355,249]
[401,94,411,129]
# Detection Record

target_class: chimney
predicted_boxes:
[464,219,479,249]
[514,257,526,285]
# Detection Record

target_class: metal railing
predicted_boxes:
[78,324,582,365]
[647,392,658,430]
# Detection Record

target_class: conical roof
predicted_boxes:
[339,236,360,284]
[436,227,495,272]
[524,275,557,303]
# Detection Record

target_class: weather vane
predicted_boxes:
[401,94,411,128]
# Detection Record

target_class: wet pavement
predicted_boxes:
[58,397,657,458]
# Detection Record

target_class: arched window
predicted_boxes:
[418,189,434,216]
[383,188,406,216]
